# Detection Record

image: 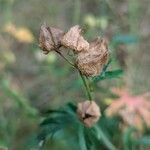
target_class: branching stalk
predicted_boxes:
[55,50,76,68]
[79,71,93,101]
[49,26,93,101]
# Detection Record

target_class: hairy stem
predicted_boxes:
[79,71,93,101]
[56,51,93,101]
[56,50,76,68]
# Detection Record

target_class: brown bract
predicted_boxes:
[39,24,109,77]
[39,23,64,54]
[77,100,101,127]
[76,37,109,77]
[61,25,89,52]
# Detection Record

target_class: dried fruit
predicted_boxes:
[39,24,109,77]
[77,100,101,127]
[61,25,89,52]
[39,23,64,54]
[76,37,109,76]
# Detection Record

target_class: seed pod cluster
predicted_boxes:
[39,24,104,127]
[39,24,109,77]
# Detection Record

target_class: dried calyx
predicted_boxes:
[61,25,89,52]
[76,37,109,76]
[39,24,109,77]
[39,23,64,54]
[77,100,101,127]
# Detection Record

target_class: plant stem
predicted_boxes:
[56,50,76,68]
[49,26,93,100]
[79,71,93,101]
[56,50,93,101]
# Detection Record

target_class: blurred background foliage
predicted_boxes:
[0,0,150,149]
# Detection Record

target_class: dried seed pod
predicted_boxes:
[77,100,101,127]
[61,25,89,52]
[39,23,64,54]
[76,37,109,76]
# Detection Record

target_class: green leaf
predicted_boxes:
[78,126,87,150]
[102,59,112,73]
[94,125,117,150]
[41,109,68,116]
[38,103,119,150]
[84,127,101,150]
[38,102,78,144]
[123,127,137,150]
[93,69,123,83]
[66,102,77,112]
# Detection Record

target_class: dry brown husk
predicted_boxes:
[61,25,89,52]
[76,37,109,77]
[39,23,64,54]
[39,24,109,77]
[77,100,101,127]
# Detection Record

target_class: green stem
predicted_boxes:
[56,50,76,68]
[79,71,93,101]
[55,51,93,101]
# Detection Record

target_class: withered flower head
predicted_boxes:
[39,23,64,54]
[61,25,89,52]
[76,37,109,77]
[77,100,101,127]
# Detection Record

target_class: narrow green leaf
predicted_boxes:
[78,126,87,150]
[41,109,68,116]
[94,125,117,150]
[38,102,78,145]
[123,127,137,150]
[93,69,123,83]
[102,59,112,73]
[84,127,101,150]
[66,102,77,113]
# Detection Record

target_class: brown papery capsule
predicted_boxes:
[77,100,101,127]
[76,37,109,77]
[61,25,89,52]
[39,23,64,54]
